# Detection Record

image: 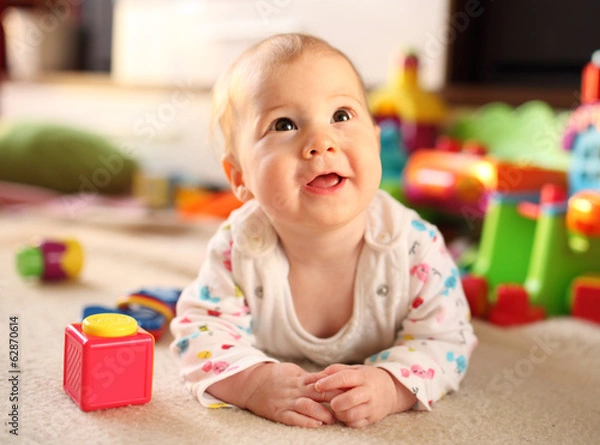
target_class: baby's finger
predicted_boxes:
[332,401,371,426]
[293,397,335,425]
[329,387,369,412]
[305,364,350,384]
[315,369,364,392]
[279,410,326,428]
[301,378,343,403]
[306,385,343,403]
[304,372,327,384]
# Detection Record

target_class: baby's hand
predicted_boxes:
[240,362,336,428]
[312,364,417,428]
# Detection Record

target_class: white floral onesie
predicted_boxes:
[170,190,477,410]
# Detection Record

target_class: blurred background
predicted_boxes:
[2,1,600,323]
[0,0,599,207]
[0,0,456,187]
[2,1,599,362]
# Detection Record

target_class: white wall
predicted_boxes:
[112,0,451,91]
[1,1,452,188]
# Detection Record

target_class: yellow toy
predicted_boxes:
[369,52,447,153]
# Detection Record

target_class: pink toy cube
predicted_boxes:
[63,314,154,411]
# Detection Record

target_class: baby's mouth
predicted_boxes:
[307,173,343,188]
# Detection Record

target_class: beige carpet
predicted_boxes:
[1,210,599,444]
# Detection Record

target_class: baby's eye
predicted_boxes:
[332,109,351,123]
[271,118,297,132]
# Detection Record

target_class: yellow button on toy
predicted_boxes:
[82,313,138,338]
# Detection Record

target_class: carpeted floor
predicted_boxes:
[1,210,599,444]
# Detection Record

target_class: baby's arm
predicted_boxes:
[170,225,333,427]
[367,225,477,410]
[314,225,477,424]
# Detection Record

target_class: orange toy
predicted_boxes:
[403,149,567,218]
[176,189,242,220]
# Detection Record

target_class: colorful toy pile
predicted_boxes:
[460,50,600,326]
[83,287,181,341]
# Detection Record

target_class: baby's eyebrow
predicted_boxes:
[327,92,367,107]
[329,92,360,100]
[258,102,289,115]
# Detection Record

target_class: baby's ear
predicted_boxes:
[222,154,254,202]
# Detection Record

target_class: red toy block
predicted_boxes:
[488,284,545,327]
[63,314,154,412]
[461,275,489,318]
[571,277,600,324]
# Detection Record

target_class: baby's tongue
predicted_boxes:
[308,173,340,188]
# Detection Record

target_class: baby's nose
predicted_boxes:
[302,128,338,158]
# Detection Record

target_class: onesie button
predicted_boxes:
[377,232,391,244]
[376,284,389,297]
[249,235,262,248]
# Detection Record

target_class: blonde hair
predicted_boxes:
[210,33,366,159]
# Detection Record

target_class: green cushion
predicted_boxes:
[0,122,138,194]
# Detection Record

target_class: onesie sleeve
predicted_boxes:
[170,222,277,408]
[366,220,477,411]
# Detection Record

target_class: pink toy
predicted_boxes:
[63,313,154,411]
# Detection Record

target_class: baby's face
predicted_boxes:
[230,51,382,231]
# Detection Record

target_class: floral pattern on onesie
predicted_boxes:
[170,190,477,411]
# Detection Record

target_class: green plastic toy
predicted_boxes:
[472,185,600,316]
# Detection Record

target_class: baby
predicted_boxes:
[170,33,477,429]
